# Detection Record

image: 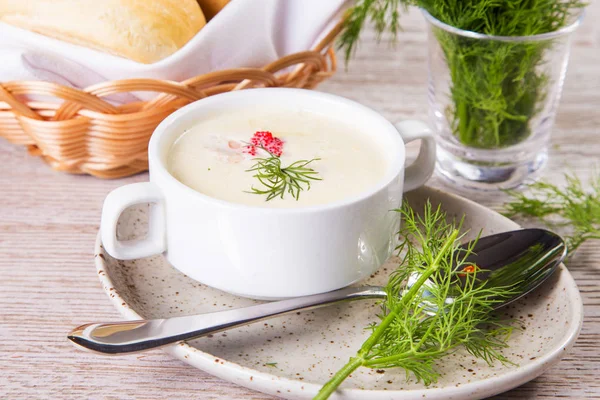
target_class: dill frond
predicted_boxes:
[338,0,585,147]
[245,147,321,201]
[314,200,518,399]
[504,172,600,254]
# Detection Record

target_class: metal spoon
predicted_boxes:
[68,228,565,354]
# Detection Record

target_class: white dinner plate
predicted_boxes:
[94,186,583,400]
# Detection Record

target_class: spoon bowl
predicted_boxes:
[68,228,565,354]
[463,228,566,308]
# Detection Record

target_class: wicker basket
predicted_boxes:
[0,23,342,179]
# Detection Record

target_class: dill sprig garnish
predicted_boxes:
[338,0,585,148]
[504,173,600,254]
[315,200,517,399]
[245,147,321,201]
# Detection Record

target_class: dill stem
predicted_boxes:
[361,228,458,354]
[362,350,414,366]
[457,99,471,144]
[315,229,460,399]
[313,356,364,400]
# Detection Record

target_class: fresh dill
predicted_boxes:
[504,173,600,254]
[338,0,585,148]
[338,0,404,63]
[245,147,321,201]
[315,200,516,399]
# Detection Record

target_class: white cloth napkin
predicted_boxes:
[0,0,347,101]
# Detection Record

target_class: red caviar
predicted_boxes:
[458,264,478,277]
[245,131,284,157]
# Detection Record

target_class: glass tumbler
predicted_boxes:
[424,9,583,190]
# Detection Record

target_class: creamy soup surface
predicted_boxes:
[168,107,389,208]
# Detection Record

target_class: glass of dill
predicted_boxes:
[424,8,583,190]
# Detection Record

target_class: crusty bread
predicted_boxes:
[196,0,230,21]
[0,0,206,64]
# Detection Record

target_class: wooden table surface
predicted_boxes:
[1,5,599,400]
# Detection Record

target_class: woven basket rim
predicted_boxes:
[0,21,343,178]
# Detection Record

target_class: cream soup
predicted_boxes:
[168,107,389,208]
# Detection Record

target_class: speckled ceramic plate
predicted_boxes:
[94,186,583,400]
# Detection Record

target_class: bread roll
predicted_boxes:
[0,0,206,64]
[196,0,230,21]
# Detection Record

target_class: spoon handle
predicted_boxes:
[68,286,386,354]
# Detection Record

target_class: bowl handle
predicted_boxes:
[100,182,166,260]
[395,120,437,192]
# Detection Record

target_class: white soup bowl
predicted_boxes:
[100,89,436,299]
